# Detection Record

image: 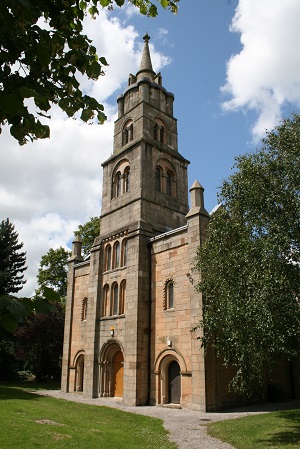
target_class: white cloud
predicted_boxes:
[0,9,170,297]
[222,0,300,138]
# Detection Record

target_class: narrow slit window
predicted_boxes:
[112,283,119,316]
[105,245,111,271]
[166,281,174,309]
[166,172,172,196]
[155,167,162,192]
[113,241,120,269]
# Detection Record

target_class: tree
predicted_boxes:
[0,0,179,145]
[0,218,27,295]
[74,215,100,257]
[14,302,65,380]
[195,114,300,394]
[37,247,71,297]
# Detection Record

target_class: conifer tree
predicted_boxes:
[0,219,27,295]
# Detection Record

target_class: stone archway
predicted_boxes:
[154,349,186,406]
[74,353,85,392]
[99,341,124,398]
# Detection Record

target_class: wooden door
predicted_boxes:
[75,355,84,392]
[113,351,124,397]
[168,361,180,404]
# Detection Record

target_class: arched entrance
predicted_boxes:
[168,360,181,404]
[154,350,186,406]
[75,354,84,392]
[99,341,124,398]
[113,351,124,397]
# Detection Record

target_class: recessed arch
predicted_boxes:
[81,297,88,321]
[102,284,110,317]
[73,351,85,392]
[154,117,167,144]
[163,279,175,310]
[111,159,131,199]
[98,340,124,398]
[154,349,187,405]
[154,158,176,197]
[122,118,134,145]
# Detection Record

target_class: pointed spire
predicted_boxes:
[137,33,155,81]
[139,33,153,72]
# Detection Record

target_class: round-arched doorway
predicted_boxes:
[75,354,85,392]
[99,341,124,398]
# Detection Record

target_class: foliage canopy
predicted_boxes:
[74,215,100,257]
[0,0,179,144]
[37,247,71,297]
[195,114,300,394]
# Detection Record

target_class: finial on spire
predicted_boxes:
[143,33,150,43]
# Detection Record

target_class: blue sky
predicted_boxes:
[1,0,300,295]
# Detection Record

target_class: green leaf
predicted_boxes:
[160,0,169,9]
[36,46,51,67]
[81,108,94,122]
[42,286,62,303]
[0,94,24,115]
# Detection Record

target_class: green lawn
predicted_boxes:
[0,383,176,449]
[209,408,300,449]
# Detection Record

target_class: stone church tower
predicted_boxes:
[61,35,240,410]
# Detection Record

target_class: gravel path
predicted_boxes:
[35,390,300,449]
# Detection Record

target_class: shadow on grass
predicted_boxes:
[0,385,43,401]
[0,381,60,401]
[259,409,300,447]
[219,398,300,414]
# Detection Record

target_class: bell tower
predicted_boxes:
[100,33,189,238]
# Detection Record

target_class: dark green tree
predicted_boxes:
[0,218,27,295]
[14,302,65,380]
[37,247,71,297]
[74,216,100,257]
[0,0,178,145]
[195,114,300,394]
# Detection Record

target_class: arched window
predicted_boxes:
[123,120,133,145]
[155,166,162,192]
[116,172,122,197]
[105,244,111,271]
[154,159,176,197]
[160,125,165,143]
[154,122,159,141]
[113,241,120,269]
[112,160,131,199]
[124,167,130,193]
[167,281,174,309]
[166,171,172,196]
[154,119,166,144]
[120,280,126,315]
[102,285,109,317]
[121,239,128,267]
[81,298,88,321]
[112,283,119,316]
[164,280,175,310]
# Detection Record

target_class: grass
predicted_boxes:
[0,383,177,449]
[208,408,300,449]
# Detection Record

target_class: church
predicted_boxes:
[61,35,296,411]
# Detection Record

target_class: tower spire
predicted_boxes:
[137,33,154,80]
